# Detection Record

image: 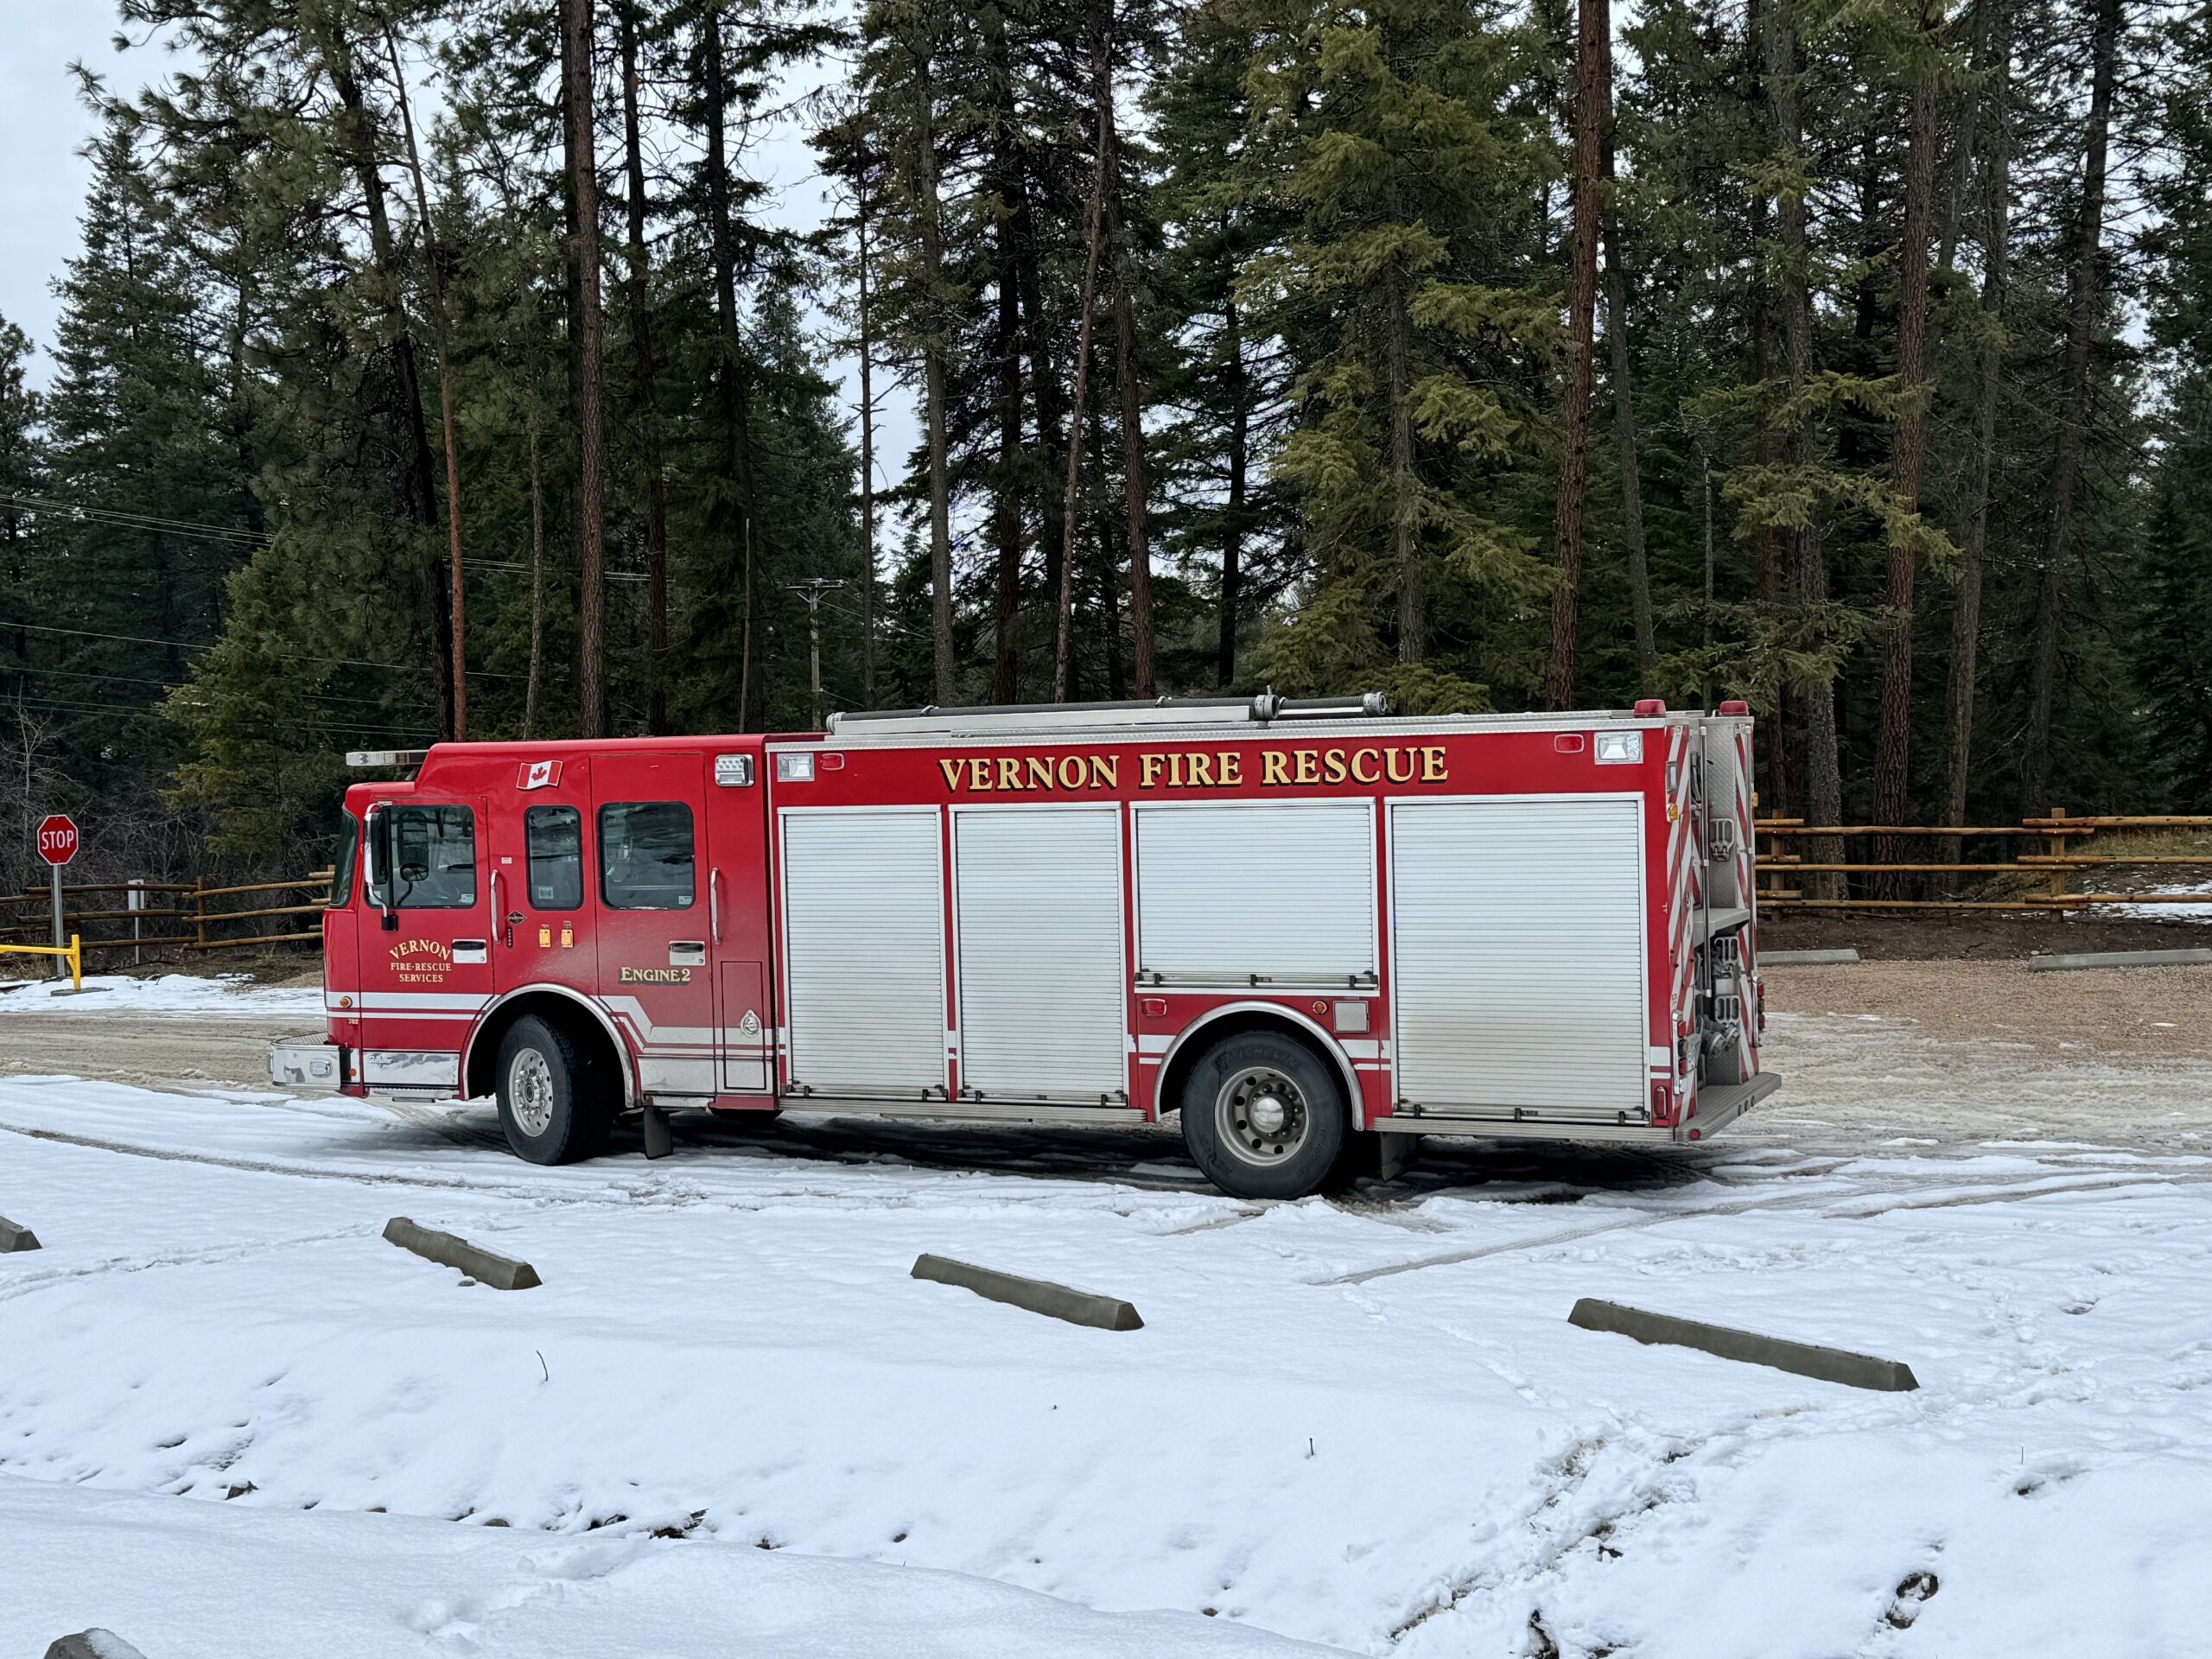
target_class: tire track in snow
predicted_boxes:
[0,1224,391,1306]
[1322,1166,2212,1285]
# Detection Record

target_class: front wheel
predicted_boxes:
[495,1014,611,1165]
[1179,1030,1348,1199]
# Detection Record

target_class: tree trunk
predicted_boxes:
[992,238,1024,703]
[562,0,607,739]
[1104,174,1156,699]
[321,31,453,741]
[1387,266,1421,663]
[1943,0,2012,849]
[984,13,1026,705]
[1765,0,1841,891]
[1088,403,1127,699]
[1053,20,1114,703]
[1937,0,2000,274]
[2021,0,2122,815]
[913,44,957,706]
[1746,4,1788,815]
[618,0,671,734]
[1218,289,1249,687]
[702,3,772,729]
[527,423,545,739]
[1599,103,1654,691]
[1017,181,1068,687]
[1547,0,1608,709]
[855,188,880,707]
[1871,41,1941,888]
[381,25,468,741]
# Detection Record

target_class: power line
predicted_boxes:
[0,620,527,681]
[10,661,406,711]
[0,493,269,548]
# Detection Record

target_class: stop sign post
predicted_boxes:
[37,815,78,980]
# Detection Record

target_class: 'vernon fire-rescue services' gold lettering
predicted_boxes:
[934,745,1448,795]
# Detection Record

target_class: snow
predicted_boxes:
[0,970,324,1017]
[5,1015,2212,1655]
[2088,878,2212,921]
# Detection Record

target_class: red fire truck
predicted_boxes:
[270,695,1777,1198]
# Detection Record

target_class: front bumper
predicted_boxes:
[269,1039,345,1092]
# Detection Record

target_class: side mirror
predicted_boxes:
[363,806,399,932]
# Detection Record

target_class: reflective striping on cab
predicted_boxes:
[1134,801,1376,984]
[1390,797,1648,1118]
[954,805,1128,1100]
[780,807,947,1095]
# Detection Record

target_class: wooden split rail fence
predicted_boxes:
[0,872,334,962]
[1758,812,2212,912]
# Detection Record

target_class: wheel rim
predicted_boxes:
[509,1048,556,1138]
[1213,1065,1311,1168]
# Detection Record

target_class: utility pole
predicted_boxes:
[785,579,848,730]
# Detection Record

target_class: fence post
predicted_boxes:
[194,876,207,952]
[2046,806,2069,917]
[128,879,145,969]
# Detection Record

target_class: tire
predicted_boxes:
[494,1014,612,1165]
[1179,1029,1349,1200]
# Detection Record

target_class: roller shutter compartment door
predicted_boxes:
[955,806,1128,1100]
[1391,798,1647,1117]
[782,808,946,1096]
[1135,802,1376,985]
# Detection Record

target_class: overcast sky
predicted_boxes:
[0,3,143,376]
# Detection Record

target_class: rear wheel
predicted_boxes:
[1179,1030,1348,1199]
[495,1014,611,1165]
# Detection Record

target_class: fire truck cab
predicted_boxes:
[271,695,1778,1198]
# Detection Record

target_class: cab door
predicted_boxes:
[494,760,597,995]
[359,798,495,1093]
[592,751,716,1099]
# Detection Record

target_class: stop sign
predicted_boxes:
[36,815,79,868]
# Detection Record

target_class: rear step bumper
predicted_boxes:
[1678,1071,1783,1139]
[1376,1071,1782,1145]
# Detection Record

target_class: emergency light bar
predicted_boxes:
[346,749,431,769]
[825,692,1389,737]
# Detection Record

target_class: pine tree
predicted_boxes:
[1243,0,1556,710]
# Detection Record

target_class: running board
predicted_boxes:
[782,1097,1149,1128]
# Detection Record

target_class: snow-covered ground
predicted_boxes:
[0,970,323,1017]
[4,999,2212,1655]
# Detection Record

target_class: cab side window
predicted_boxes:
[369,805,477,909]
[328,813,360,909]
[600,802,694,910]
[525,806,584,909]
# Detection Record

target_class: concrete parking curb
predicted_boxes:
[912,1254,1142,1331]
[45,1631,149,1659]
[1759,948,1861,965]
[1,1214,41,1253]
[1569,1297,1918,1392]
[2026,947,2212,972]
[384,1217,542,1291]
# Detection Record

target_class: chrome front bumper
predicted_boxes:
[269,1039,344,1092]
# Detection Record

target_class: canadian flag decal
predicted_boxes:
[519,760,563,791]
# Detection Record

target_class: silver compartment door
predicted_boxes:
[1135,801,1376,986]
[781,807,946,1096]
[954,805,1128,1101]
[1390,797,1648,1118]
